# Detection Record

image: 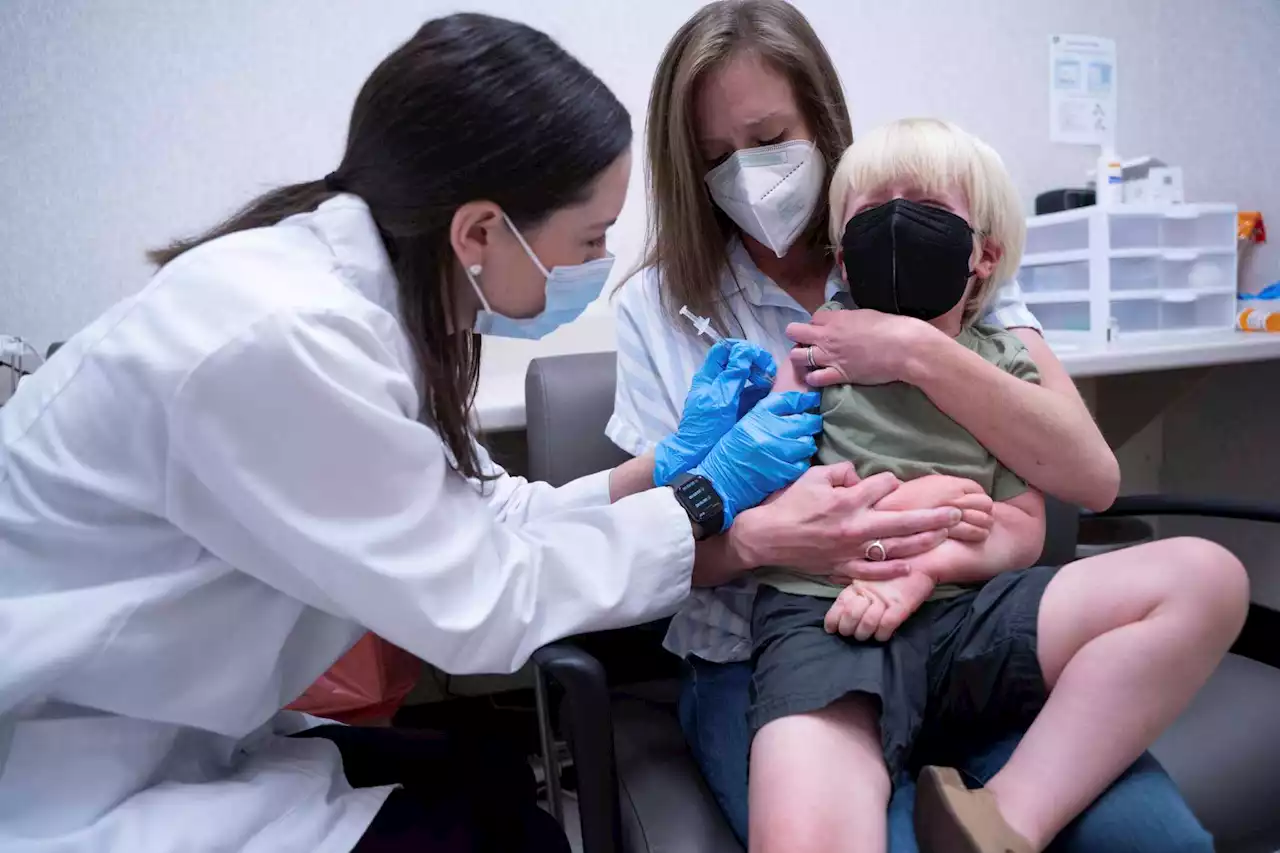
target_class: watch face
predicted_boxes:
[683,480,717,514]
[676,474,723,536]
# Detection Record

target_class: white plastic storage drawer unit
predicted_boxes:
[1017,203,1237,344]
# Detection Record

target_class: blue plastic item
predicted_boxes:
[692,390,822,529]
[653,339,776,487]
[1239,282,1280,301]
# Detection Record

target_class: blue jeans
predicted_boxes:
[678,657,1212,852]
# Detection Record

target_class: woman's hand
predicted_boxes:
[731,463,963,578]
[692,390,821,529]
[785,309,937,388]
[653,339,775,486]
[873,475,994,543]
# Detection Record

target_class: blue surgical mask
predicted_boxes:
[464,212,614,340]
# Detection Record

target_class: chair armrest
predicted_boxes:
[533,642,623,853]
[1086,495,1280,671]
[1086,495,1280,525]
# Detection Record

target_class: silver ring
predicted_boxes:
[864,540,887,562]
[806,346,817,369]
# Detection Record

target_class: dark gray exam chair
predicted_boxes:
[525,352,1280,853]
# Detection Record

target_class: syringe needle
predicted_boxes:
[680,305,773,387]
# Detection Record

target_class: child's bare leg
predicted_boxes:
[983,538,1248,850]
[749,695,889,853]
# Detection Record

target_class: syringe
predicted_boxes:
[679,305,723,342]
[680,305,775,386]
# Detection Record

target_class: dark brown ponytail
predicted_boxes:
[146,180,338,267]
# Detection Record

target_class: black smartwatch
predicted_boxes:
[669,472,726,540]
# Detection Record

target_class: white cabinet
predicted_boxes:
[1016,203,1238,343]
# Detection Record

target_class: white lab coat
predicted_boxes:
[0,195,695,852]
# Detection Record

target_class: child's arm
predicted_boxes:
[872,474,995,543]
[773,345,811,394]
[825,489,1044,641]
[907,488,1046,585]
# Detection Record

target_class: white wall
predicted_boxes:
[2,0,1277,354]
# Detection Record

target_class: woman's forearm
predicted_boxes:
[901,326,1119,511]
[689,503,775,586]
[610,452,758,585]
[609,452,657,502]
[691,534,755,587]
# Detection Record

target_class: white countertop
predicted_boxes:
[1052,328,1280,378]
[474,313,1280,432]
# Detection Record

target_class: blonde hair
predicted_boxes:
[828,118,1025,324]
[635,0,852,334]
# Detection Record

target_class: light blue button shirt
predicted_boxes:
[607,239,1042,663]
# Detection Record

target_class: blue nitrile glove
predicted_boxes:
[653,339,776,487]
[692,390,822,529]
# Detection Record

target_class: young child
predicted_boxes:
[751,119,1050,853]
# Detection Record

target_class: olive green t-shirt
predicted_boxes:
[755,301,1042,599]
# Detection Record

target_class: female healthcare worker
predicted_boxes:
[0,13,955,853]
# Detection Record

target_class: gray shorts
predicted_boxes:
[749,566,1055,779]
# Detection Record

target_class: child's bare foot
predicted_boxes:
[914,766,1035,853]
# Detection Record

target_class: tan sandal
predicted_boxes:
[914,765,1034,853]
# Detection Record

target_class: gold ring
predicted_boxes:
[864,540,887,562]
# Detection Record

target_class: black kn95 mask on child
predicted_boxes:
[841,198,976,321]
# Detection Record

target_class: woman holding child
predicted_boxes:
[611,1,1249,851]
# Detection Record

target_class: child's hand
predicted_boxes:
[874,475,994,543]
[823,570,937,642]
